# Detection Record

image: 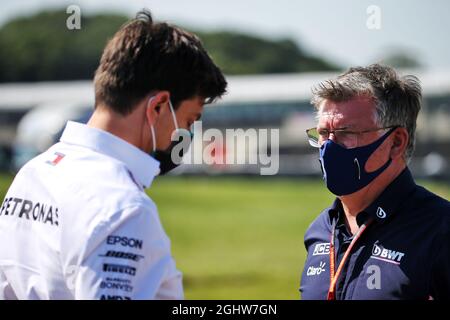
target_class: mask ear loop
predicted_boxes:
[150,125,156,153]
[168,100,179,130]
[147,96,157,152]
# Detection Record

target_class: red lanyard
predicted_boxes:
[327,218,374,300]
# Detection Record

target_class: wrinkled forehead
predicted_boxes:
[316,98,377,129]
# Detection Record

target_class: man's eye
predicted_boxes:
[318,130,329,137]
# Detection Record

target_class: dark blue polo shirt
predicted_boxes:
[300,168,450,300]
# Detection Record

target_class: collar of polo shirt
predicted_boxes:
[328,168,417,227]
[60,121,161,188]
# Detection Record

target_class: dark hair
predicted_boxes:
[311,64,422,160]
[94,9,227,115]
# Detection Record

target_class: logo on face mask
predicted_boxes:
[319,127,396,196]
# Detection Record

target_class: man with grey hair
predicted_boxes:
[300,64,449,300]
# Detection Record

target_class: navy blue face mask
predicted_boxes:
[319,127,396,196]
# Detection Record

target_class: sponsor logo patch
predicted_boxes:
[103,263,136,276]
[306,261,326,276]
[0,197,59,226]
[106,236,143,250]
[312,243,330,256]
[46,152,66,166]
[370,244,405,265]
[99,250,144,262]
[100,278,133,293]
[376,207,387,219]
[100,295,131,300]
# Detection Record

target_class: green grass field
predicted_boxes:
[0,173,449,299]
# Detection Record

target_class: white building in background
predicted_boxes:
[0,70,449,176]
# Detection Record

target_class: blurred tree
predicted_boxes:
[195,31,339,74]
[0,10,127,82]
[0,10,339,82]
[380,51,423,69]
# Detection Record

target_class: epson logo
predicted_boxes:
[103,263,136,276]
[312,243,330,256]
[106,236,143,250]
[371,244,405,265]
[100,250,144,262]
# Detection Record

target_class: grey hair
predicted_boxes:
[311,64,422,160]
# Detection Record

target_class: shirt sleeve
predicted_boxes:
[67,204,183,300]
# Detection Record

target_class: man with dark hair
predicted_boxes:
[0,10,226,300]
[300,64,449,300]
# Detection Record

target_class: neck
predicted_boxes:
[339,162,406,234]
[87,105,147,151]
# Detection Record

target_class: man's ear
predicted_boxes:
[390,127,408,160]
[145,91,170,125]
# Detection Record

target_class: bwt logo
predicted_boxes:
[312,243,330,256]
[371,244,405,265]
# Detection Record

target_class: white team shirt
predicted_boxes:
[0,121,183,300]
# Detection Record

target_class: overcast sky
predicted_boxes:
[1,0,449,70]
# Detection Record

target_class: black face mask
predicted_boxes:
[148,97,193,175]
[151,132,192,175]
[151,149,178,175]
